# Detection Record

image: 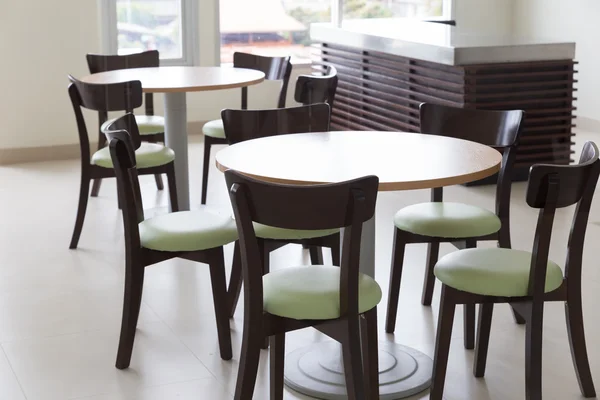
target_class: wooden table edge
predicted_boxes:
[216,159,501,191]
[141,76,265,93]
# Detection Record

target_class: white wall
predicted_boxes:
[513,0,599,121]
[453,0,514,36]
[0,0,309,150]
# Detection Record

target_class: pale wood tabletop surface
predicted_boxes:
[80,66,265,93]
[216,131,502,191]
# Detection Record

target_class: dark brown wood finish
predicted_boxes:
[385,104,525,347]
[313,43,576,179]
[201,52,293,205]
[430,141,600,400]
[67,76,178,249]
[220,104,342,317]
[226,170,380,400]
[86,50,165,195]
[105,122,235,369]
[294,65,338,107]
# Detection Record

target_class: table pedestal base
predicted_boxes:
[284,341,432,399]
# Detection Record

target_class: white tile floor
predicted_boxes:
[0,132,599,399]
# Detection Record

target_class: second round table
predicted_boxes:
[216,131,502,399]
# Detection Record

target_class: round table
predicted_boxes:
[81,66,265,210]
[216,131,502,399]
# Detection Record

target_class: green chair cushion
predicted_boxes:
[202,119,226,139]
[254,224,339,240]
[139,208,238,252]
[135,115,165,135]
[91,142,175,169]
[394,202,501,238]
[263,265,382,320]
[434,248,563,297]
[103,115,165,136]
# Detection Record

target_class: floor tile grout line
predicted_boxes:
[0,344,29,400]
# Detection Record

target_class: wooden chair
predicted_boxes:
[201,52,293,204]
[226,170,381,400]
[104,114,238,369]
[294,65,338,106]
[429,141,600,400]
[385,103,525,349]
[86,50,165,195]
[221,104,342,318]
[67,76,178,249]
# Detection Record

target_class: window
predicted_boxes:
[219,0,451,64]
[101,0,198,65]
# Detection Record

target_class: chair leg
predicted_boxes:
[463,240,477,349]
[201,136,213,205]
[342,316,366,400]
[90,178,102,197]
[361,308,380,399]
[269,333,285,400]
[385,228,406,333]
[207,249,233,360]
[227,242,243,318]
[511,304,527,325]
[422,242,440,306]
[166,163,179,212]
[330,234,341,266]
[308,246,324,264]
[565,297,596,397]
[260,241,270,350]
[525,301,544,400]
[115,265,145,369]
[473,303,493,377]
[154,173,164,191]
[463,304,476,350]
[430,285,456,400]
[69,172,91,249]
[234,305,262,399]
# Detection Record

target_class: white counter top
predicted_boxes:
[310,19,575,66]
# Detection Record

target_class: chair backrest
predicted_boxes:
[226,170,378,317]
[104,119,146,251]
[86,50,159,116]
[68,75,143,164]
[419,103,525,247]
[525,141,600,298]
[233,52,293,108]
[221,104,331,145]
[294,65,338,106]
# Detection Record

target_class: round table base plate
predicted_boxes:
[284,341,432,399]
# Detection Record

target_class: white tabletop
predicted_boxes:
[79,66,265,93]
[216,131,502,191]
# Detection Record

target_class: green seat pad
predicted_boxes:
[92,142,175,169]
[135,115,165,135]
[263,265,382,320]
[104,115,164,136]
[202,119,225,139]
[434,248,563,297]
[254,224,339,240]
[139,208,238,252]
[394,202,501,238]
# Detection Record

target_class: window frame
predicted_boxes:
[99,0,199,66]
[216,0,453,66]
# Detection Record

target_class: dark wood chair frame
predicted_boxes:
[104,118,235,369]
[86,50,165,195]
[385,103,526,349]
[293,65,338,107]
[430,141,600,400]
[201,52,293,205]
[220,104,342,320]
[226,170,380,400]
[67,76,178,249]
